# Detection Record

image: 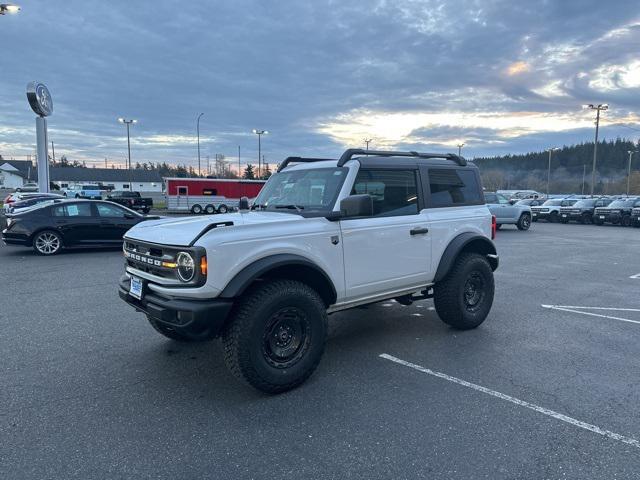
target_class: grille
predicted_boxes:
[124,240,177,280]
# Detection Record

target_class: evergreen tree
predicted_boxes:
[243,164,255,179]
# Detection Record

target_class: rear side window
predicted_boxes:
[65,203,93,216]
[484,193,498,204]
[428,169,482,208]
[52,205,66,217]
[352,170,419,217]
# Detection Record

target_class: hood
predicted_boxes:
[126,211,303,246]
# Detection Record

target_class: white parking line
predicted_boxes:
[630,273,640,279]
[379,353,640,449]
[541,304,640,325]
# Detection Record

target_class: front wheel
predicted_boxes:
[33,230,63,255]
[222,279,328,394]
[581,213,592,224]
[548,211,559,223]
[516,213,531,230]
[434,253,495,330]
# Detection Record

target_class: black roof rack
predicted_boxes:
[277,148,467,172]
[277,157,333,172]
[337,149,466,167]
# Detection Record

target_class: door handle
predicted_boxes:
[410,227,429,235]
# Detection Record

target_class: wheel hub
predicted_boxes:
[463,272,484,310]
[262,307,309,368]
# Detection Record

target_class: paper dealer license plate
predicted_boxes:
[130,276,143,300]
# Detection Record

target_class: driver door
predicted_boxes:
[340,169,431,300]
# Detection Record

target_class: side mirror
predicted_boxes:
[239,196,250,211]
[340,194,373,218]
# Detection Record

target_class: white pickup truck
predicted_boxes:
[119,149,499,393]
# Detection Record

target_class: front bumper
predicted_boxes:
[531,210,552,220]
[118,276,233,334]
[594,213,621,223]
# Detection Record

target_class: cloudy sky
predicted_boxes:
[1,0,639,171]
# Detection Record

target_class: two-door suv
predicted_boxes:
[593,197,640,226]
[119,149,498,393]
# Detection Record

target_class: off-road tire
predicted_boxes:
[147,317,217,342]
[222,279,328,394]
[516,213,531,230]
[32,230,63,255]
[621,214,631,227]
[434,252,494,330]
[191,204,203,214]
[581,213,592,224]
[548,211,559,223]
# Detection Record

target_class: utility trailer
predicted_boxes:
[164,177,266,214]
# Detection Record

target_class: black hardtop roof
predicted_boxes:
[278,148,471,172]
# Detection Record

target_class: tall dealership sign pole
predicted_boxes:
[26,82,53,193]
[584,103,608,196]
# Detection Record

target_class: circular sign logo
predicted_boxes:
[26,81,53,116]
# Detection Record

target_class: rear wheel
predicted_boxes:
[516,213,531,230]
[217,204,228,214]
[621,214,631,227]
[222,279,327,394]
[147,317,217,342]
[205,204,216,214]
[32,230,63,255]
[190,204,203,214]
[434,253,494,330]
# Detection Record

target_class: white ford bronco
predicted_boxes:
[119,149,498,393]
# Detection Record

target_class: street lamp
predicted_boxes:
[252,129,268,178]
[583,103,608,195]
[546,147,560,197]
[118,118,137,191]
[0,4,20,14]
[196,113,204,177]
[457,143,465,156]
[627,150,636,196]
[364,138,373,151]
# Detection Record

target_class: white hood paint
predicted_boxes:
[125,211,304,246]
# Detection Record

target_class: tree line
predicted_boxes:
[475,138,640,195]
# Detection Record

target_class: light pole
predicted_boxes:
[252,129,268,178]
[118,118,137,191]
[457,143,465,156]
[547,147,559,197]
[627,150,636,196]
[584,103,608,195]
[196,113,204,177]
[0,4,20,15]
[364,138,372,151]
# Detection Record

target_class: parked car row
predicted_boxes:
[2,199,159,255]
[525,196,640,226]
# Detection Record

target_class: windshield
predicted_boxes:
[573,200,596,208]
[608,200,635,208]
[253,167,348,213]
[543,199,563,206]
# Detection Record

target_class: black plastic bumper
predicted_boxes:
[119,276,233,334]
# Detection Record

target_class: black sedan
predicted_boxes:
[2,200,158,255]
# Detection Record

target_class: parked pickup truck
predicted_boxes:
[62,184,103,199]
[106,191,153,213]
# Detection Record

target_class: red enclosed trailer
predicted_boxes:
[164,177,266,214]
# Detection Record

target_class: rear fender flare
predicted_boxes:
[434,233,497,282]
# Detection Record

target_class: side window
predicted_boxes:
[497,195,509,205]
[351,170,419,217]
[428,169,482,208]
[52,205,66,217]
[484,193,498,204]
[65,203,93,217]
[96,203,127,218]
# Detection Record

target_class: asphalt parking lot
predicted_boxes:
[2,221,639,479]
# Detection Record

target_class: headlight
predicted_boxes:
[176,252,195,282]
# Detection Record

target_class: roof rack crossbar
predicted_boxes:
[337,149,467,167]
[277,157,334,172]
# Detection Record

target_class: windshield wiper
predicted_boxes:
[274,204,305,212]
